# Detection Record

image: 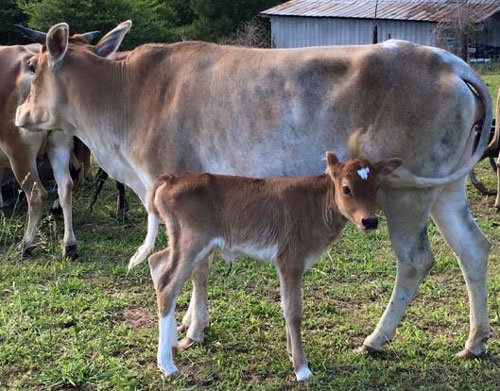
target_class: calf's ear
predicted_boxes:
[47,23,69,70]
[325,151,340,176]
[375,158,402,176]
[95,20,132,58]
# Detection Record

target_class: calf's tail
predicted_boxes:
[128,178,167,269]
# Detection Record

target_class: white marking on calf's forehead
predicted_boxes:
[357,167,370,180]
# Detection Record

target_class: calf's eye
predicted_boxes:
[342,185,351,195]
[27,62,35,74]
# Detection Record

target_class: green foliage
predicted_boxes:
[18,0,177,49]
[189,0,281,41]
[1,158,500,390]
[0,0,28,44]
[1,0,278,47]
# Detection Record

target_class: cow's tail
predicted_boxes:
[382,66,493,188]
[484,89,500,157]
[128,176,172,269]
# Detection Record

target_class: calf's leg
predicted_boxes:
[360,187,439,353]
[431,179,490,357]
[150,238,213,376]
[277,261,311,381]
[178,254,212,348]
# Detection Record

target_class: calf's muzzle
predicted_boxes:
[361,216,378,230]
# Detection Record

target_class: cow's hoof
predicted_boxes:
[456,348,483,359]
[19,243,35,258]
[356,343,383,355]
[295,366,313,382]
[178,337,198,350]
[50,203,63,216]
[64,245,79,260]
[159,363,179,377]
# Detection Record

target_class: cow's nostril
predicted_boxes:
[362,217,378,230]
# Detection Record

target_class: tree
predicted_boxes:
[434,2,486,61]
[0,0,28,44]
[18,0,177,49]
[188,0,281,41]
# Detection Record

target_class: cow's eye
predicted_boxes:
[342,185,351,195]
[375,185,380,193]
[27,61,35,74]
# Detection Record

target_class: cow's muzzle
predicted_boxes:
[15,104,46,131]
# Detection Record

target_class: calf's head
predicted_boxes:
[325,152,401,230]
[15,21,131,131]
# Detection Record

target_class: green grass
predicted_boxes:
[1,159,499,391]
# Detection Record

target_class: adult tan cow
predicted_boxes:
[0,43,77,257]
[16,21,493,370]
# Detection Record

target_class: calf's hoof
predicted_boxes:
[295,366,313,382]
[177,323,188,333]
[178,337,198,350]
[64,244,79,260]
[159,362,179,377]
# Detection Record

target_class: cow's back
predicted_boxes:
[123,40,479,183]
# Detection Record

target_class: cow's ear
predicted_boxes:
[47,23,69,70]
[325,151,340,177]
[94,20,132,58]
[374,158,402,176]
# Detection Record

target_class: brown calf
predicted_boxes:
[129,152,401,381]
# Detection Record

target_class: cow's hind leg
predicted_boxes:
[178,254,213,349]
[150,239,212,376]
[47,134,77,259]
[359,187,439,353]
[495,155,500,209]
[431,179,490,357]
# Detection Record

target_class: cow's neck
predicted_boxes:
[65,54,150,200]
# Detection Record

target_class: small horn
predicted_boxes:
[81,30,101,44]
[14,24,47,44]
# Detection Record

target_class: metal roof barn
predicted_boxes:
[261,0,500,49]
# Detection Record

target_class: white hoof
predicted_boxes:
[295,366,313,381]
[159,362,179,377]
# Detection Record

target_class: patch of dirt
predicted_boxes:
[123,307,154,328]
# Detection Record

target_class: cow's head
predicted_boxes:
[325,151,401,230]
[15,21,131,131]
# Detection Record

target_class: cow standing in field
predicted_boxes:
[16,21,493,371]
[0,42,80,257]
[129,153,402,380]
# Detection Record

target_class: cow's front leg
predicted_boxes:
[359,187,438,353]
[0,167,4,208]
[178,254,212,349]
[47,139,77,259]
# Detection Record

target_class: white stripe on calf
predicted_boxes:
[158,306,179,376]
[295,365,313,381]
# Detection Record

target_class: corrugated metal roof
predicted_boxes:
[261,1,500,23]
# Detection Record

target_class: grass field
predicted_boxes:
[1,75,500,391]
